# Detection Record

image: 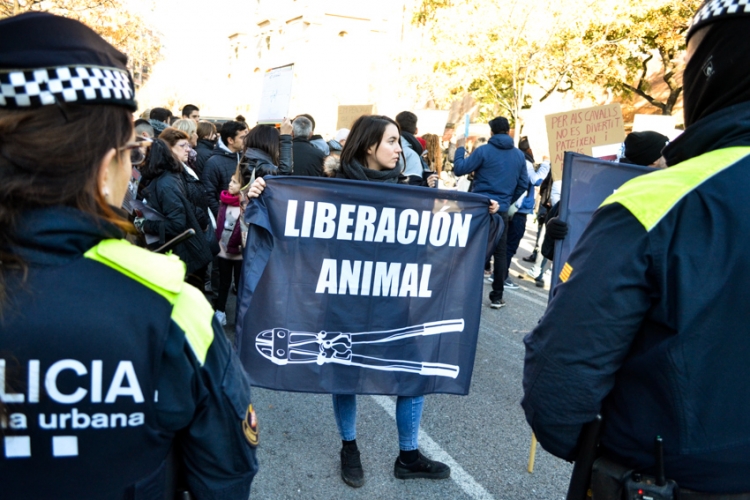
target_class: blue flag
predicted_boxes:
[236,176,496,396]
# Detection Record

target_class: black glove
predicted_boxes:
[546,216,568,240]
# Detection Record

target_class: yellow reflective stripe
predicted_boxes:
[83,239,185,303]
[84,238,214,365]
[601,147,750,231]
[171,284,215,365]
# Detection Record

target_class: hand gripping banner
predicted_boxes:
[236,177,498,396]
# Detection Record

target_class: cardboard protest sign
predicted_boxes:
[337,105,374,130]
[545,104,625,181]
[257,64,294,124]
[236,177,496,396]
[550,153,652,292]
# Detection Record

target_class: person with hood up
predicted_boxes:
[454,116,528,309]
[523,1,750,494]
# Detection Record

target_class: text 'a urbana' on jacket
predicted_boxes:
[1,206,258,499]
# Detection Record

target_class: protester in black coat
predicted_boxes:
[137,139,213,285]
[194,120,217,178]
[238,118,294,184]
[291,116,326,176]
[202,120,248,216]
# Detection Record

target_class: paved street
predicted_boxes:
[225,219,573,499]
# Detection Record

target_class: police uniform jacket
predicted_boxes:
[0,206,258,499]
[522,100,750,493]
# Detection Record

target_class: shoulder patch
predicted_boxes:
[601,146,750,232]
[559,262,573,283]
[243,404,259,447]
[84,239,186,301]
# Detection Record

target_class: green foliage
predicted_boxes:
[411,0,699,123]
[553,0,701,115]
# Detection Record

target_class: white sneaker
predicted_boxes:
[215,310,227,326]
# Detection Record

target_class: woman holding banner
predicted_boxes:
[247,115,499,487]
[246,115,466,488]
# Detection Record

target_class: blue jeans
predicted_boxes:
[332,394,425,451]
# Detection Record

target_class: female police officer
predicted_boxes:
[0,13,258,499]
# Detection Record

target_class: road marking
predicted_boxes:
[370,395,495,500]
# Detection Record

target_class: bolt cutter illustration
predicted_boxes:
[255,319,464,379]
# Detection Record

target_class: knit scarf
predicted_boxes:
[401,131,423,156]
[340,157,403,183]
[220,190,240,206]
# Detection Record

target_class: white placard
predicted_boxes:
[632,114,681,140]
[415,110,450,136]
[257,64,295,124]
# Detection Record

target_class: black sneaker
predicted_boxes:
[522,250,538,262]
[490,299,506,309]
[394,451,450,480]
[535,278,544,288]
[340,447,364,488]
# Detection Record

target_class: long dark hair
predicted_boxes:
[0,104,133,306]
[140,138,182,180]
[244,125,280,165]
[339,115,401,168]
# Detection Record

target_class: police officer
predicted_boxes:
[0,13,258,499]
[523,1,750,496]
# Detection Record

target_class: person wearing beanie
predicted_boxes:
[454,115,528,309]
[0,12,258,499]
[523,0,750,494]
[621,130,669,167]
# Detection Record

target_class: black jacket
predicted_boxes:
[292,137,326,177]
[182,168,209,230]
[141,170,213,274]
[194,139,216,179]
[202,147,241,217]
[242,134,293,180]
[523,101,750,492]
[1,207,258,499]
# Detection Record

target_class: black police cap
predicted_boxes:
[0,12,136,111]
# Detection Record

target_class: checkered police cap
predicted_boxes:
[689,0,750,41]
[0,12,137,111]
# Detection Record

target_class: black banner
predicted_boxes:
[236,177,497,396]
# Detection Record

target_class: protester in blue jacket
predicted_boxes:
[0,13,258,499]
[454,117,528,308]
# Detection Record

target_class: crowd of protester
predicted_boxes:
[127,103,669,319]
